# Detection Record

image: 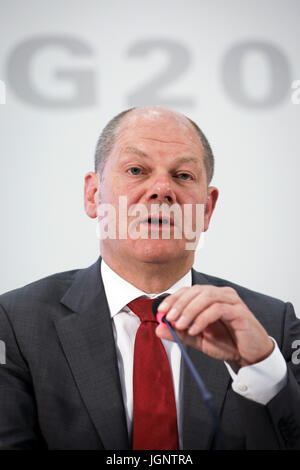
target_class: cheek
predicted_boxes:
[178,191,207,236]
[98,178,120,204]
[177,192,206,209]
[98,186,141,227]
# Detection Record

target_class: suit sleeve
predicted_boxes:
[232,302,300,449]
[0,303,47,449]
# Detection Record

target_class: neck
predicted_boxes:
[101,251,194,293]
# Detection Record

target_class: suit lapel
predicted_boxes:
[181,269,231,449]
[54,257,129,450]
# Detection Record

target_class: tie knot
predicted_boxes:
[127,298,157,323]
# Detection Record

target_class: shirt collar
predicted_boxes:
[101,258,192,318]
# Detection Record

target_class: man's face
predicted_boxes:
[89,109,218,267]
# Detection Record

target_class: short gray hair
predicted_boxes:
[94,107,215,184]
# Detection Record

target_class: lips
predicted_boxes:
[143,215,174,226]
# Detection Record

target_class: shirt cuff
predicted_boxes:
[224,337,288,405]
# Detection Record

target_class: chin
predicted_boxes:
[132,240,187,264]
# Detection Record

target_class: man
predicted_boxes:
[0,106,299,450]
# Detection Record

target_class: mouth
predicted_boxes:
[143,216,174,226]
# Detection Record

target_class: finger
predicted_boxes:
[173,287,238,330]
[162,285,204,322]
[155,322,194,347]
[157,287,190,316]
[155,323,176,342]
[156,318,239,361]
[187,302,239,336]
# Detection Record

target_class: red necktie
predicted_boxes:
[128,298,179,450]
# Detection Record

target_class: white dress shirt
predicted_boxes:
[100,259,288,446]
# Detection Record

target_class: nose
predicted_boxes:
[144,174,176,205]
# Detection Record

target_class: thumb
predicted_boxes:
[155,323,175,342]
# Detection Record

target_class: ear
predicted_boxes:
[84,172,99,219]
[203,186,219,232]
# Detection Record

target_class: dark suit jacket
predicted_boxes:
[0,256,300,450]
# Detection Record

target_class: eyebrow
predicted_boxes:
[123,146,149,159]
[122,146,201,167]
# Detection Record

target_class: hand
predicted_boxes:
[155,285,274,369]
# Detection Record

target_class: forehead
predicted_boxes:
[115,109,204,155]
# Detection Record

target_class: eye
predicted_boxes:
[176,173,192,181]
[128,167,142,176]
